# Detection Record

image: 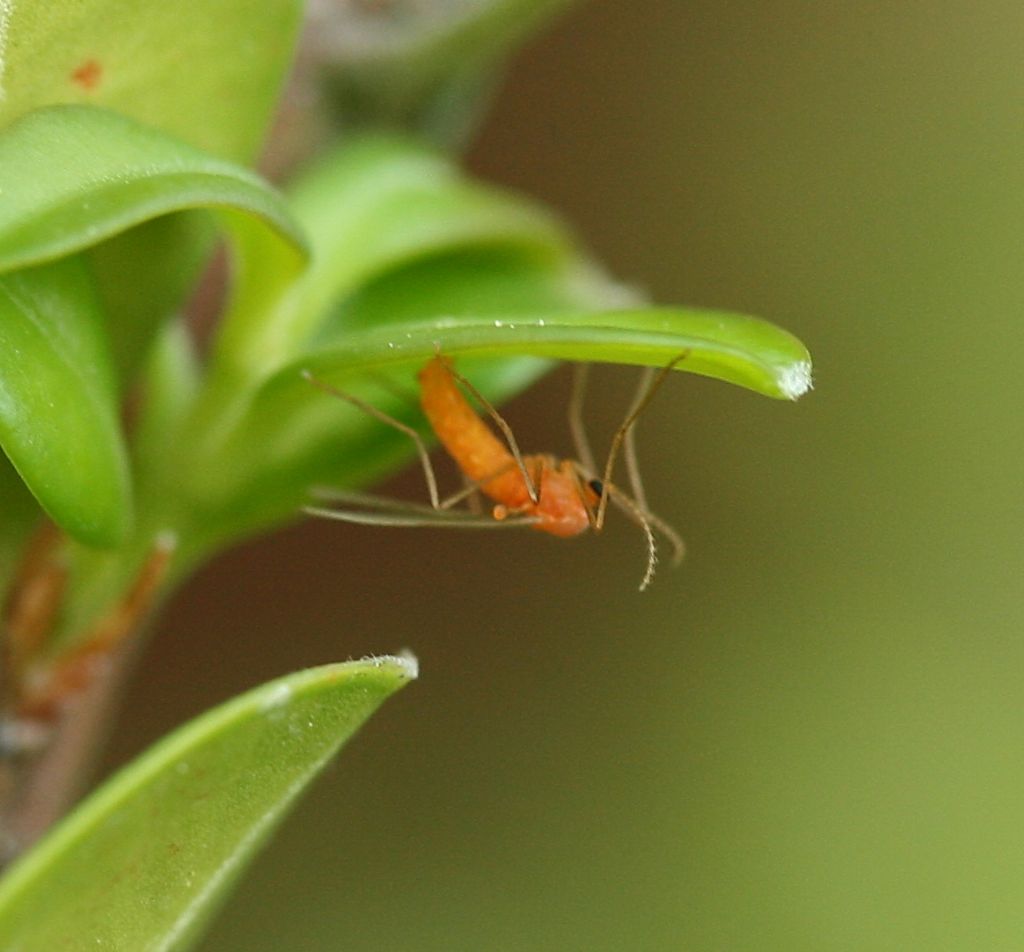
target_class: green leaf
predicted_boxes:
[300,246,812,400]
[0,657,418,951]
[295,305,813,403]
[89,211,216,378]
[0,105,307,277]
[0,104,307,383]
[214,134,581,377]
[244,125,807,390]
[0,258,131,546]
[0,1,302,164]
[290,137,574,321]
[326,247,611,339]
[133,319,203,484]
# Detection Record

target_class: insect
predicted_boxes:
[303,352,686,590]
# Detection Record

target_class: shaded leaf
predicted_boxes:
[0,258,131,546]
[89,211,216,378]
[0,657,417,951]
[0,456,40,596]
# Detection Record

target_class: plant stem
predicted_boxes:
[0,531,177,862]
[0,645,134,862]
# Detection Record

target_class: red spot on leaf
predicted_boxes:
[71,59,103,91]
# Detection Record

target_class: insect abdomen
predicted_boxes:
[419,357,529,506]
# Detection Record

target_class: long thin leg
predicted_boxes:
[310,488,443,515]
[568,363,598,475]
[302,370,441,510]
[312,459,519,513]
[622,366,655,513]
[304,496,540,530]
[568,364,658,534]
[596,352,688,530]
[444,361,540,504]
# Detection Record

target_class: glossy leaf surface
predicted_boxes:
[0,105,306,277]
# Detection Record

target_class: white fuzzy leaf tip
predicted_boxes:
[777,360,813,400]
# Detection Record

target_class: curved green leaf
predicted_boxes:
[298,307,812,401]
[215,134,582,376]
[0,105,307,276]
[301,249,812,399]
[0,105,307,386]
[0,657,417,951]
[0,258,131,546]
[290,138,572,298]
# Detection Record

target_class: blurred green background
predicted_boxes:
[102,1,1024,949]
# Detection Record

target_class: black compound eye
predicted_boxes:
[588,478,604,498]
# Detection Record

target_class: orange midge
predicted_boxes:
[418,355,597,538]
[303,351,686,590]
